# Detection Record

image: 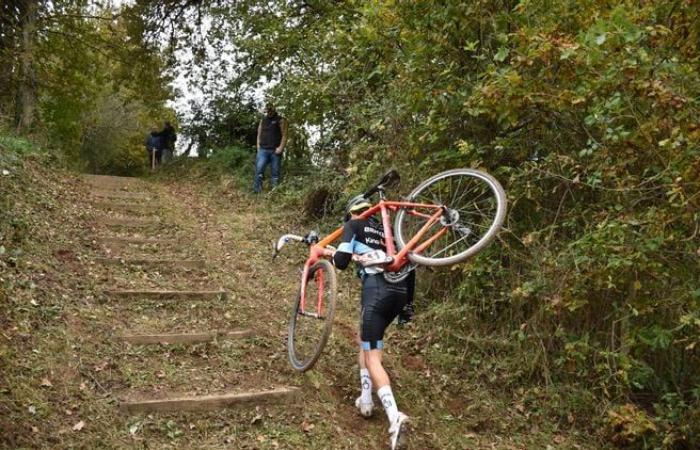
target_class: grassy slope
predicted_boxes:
[0,148,606,449]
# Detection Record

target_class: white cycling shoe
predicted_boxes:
[388,412,409,450]
[355,396,374,418]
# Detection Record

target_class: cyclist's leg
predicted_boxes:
[356,348,374,417]
[253,148,270,193]
[359,276,407,427]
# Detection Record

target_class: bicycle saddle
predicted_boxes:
[363,169,401,197]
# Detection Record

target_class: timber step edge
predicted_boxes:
[104,289,227,300]
[117,329,254,345]
[89,201,162,211]
[99,237,171,245]
[96,217,163,227]
[119,387,300,413]
[92,258,204,267]
[91,191,151,200]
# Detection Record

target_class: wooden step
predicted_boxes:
[96,217,162,227]
[93,257,205,268]
[100,237,171,245]
[90,201,161,212]
[84,174,137,183]
[92,191,151,200]
[117,329,254,345]
[119,387,299,413]
[104,289,227,300]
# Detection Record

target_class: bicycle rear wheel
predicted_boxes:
[288,259,337,372]
[394,168,507,266]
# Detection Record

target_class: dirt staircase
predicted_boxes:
[83,175,299,415]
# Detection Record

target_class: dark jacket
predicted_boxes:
[146,133,164,150]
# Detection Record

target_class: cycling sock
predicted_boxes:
[360,369,372,404]
[377,385,399,424]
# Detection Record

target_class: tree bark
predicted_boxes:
[15,0,39,133]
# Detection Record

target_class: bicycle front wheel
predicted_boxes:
[394,168,507,266]
[288,259,337,372]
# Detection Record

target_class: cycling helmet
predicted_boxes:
[344,194,371,221]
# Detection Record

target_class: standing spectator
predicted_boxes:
[253,102,287,193]
[145,127,163,170]
[161,121,177,162]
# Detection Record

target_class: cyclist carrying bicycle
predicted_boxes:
[324,195,410,450]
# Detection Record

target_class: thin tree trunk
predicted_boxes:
[15,0,39,133]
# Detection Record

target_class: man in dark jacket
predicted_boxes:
[161,121,177,161]
[253,102,287,193]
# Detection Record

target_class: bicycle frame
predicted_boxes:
[299,199,446,315]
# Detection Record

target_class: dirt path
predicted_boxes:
[72,174,390,449]
[8,173,598,449]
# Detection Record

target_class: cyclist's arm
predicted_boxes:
[332,222,357,270]
[256,119,262,149]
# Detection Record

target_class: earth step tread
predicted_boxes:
[119,387,299,413]
[117,329,254,345]
[104,289,226,299]
[93,257,205,267]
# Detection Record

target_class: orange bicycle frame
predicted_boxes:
[298,199,445,314]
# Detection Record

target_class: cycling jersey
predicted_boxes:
[333,216,386,275]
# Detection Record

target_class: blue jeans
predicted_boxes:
[253,148,281,193]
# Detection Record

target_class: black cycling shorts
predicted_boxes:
[360,274,407,350]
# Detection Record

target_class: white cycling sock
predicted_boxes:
[360,368,372,404]
[377,385,399,424]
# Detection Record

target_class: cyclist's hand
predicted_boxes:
[275,146,283,154]
[321,248,335,258]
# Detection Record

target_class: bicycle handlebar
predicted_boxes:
[272,231,324,260]
[273,234,304,260]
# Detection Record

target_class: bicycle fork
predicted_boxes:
[299,264,325,319]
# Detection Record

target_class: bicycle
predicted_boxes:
[273,168,507,372]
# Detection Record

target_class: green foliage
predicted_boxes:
[0,2,174,173]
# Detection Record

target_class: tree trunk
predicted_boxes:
[15,0,39,133]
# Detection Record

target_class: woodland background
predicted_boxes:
[1,1,699,447]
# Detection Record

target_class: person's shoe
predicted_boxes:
[388,412,409,449]
[355,396,374,418]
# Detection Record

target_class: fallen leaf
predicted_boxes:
[40,378,53,387]
[72,421,85,431]
[31,426,39,433]
[302,421,315,433]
